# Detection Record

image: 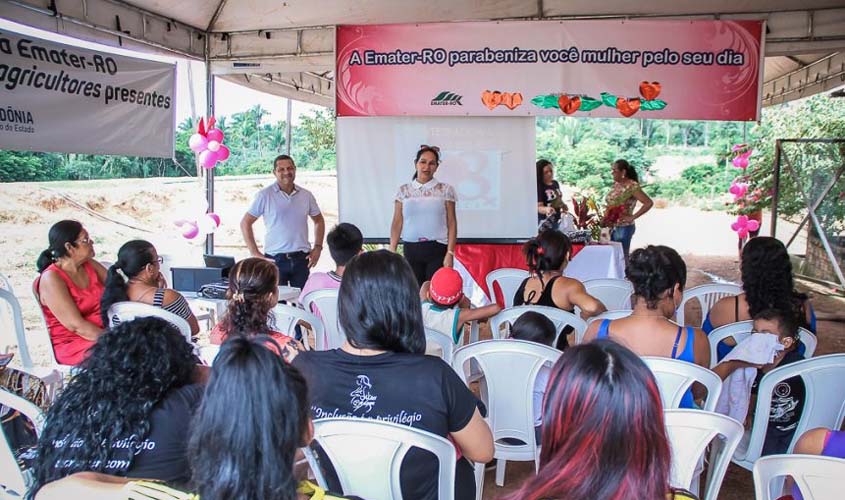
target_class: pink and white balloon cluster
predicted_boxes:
[188,116,230,169]
[728,144,760,238]
[174,195,220,241]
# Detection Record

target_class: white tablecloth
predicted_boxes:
[182,285,301,320]
[564,242,626,282]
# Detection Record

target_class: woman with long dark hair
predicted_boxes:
[30,317,202,495]
[293,250,493,500]
[34,220,107,365]
[100,240,198,336]
[208,257,298,360]
[389,145,458,285]
[704,236,816,360]
[606,159,653,259]
[504,340,698,500]
[583,245,710,408]
[536,159,566,229]
[514,230,605,347]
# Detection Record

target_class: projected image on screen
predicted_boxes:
[337,116,536,241]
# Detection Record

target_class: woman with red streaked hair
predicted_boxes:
[503,340,698,500]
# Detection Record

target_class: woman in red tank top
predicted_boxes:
[34,220,107,365]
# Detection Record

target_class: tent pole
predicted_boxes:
[285,98,293,155]
[205,36,216,255]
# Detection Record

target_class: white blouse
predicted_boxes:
[395,178,457,244]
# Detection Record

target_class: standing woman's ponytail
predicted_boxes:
[37,220,84,273]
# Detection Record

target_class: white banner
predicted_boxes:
[0,28,175,157]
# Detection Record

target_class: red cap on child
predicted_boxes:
[430,267,464,306]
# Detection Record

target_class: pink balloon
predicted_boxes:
[207,213,221,227]
[180,221,199,240]
[199,149,219,169]
[189,134,208,153]
[729,181,749,201]
[217,145,230,161]
[206,128,224,143]
[207,140,221,152]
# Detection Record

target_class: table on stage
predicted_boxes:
[181,285,302,325]
[453,241,626,305]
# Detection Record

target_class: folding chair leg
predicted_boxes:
[495,459,507,486]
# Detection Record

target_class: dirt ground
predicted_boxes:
[1,172,842,500]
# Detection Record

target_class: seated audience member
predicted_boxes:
[509,311,558,442]
[713,308,806,456]
[293,250,494,500]
[30,317,203,495]
[420,267,502,344]
[704,237,816,361]
[299,222,363,301]
[100,240,199,336]
[582,245,710,409]
[208,258,299,361]
[789,427,845,500]
[34,220,107,365]
[514,230,605,348]
[35,336,354,500]
[505,340,698,500]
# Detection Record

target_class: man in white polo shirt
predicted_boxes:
[241,154,325,288]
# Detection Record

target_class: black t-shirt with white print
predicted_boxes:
[44,383,204,486]
[293,349,480,500]
[751,348,806,456]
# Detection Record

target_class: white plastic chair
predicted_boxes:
[425,327,456,364]
[484,268,529,308]
[489,305,586,347]
[0,288,64,400]
[733,354,845,471]
[664,409,744,500]
[301,289,344,350]
[708,321,818,369]
[106,302,192,342]
[304,417,456,500]
[453,340,561,496]
[753,454,845,500]
[586,309,633,325]
[583,278,633,310]
[676,283,742,327]
[198,344,220,366]
[272,303,325,351]
[0,388,45,498]
[643,357,723,411]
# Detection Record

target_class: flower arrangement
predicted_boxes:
[569,196,627,241]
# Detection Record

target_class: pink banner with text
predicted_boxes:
[336,20,764,121]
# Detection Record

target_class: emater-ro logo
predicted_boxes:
[431,91,463,105]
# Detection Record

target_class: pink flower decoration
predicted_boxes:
[732,143,749,152]
[731,215,760,239]
[729,181,749,201]
[732,150,752,169]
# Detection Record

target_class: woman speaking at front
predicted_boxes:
[390,145,458,285]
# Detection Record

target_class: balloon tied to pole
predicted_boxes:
[176,117,227,240]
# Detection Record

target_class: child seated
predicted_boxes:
[714,308,806,455]
[509,311,559,442]
[420,267,501,344]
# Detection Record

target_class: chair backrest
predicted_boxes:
[664,409,744,500]
[305,417,456,500]
[708,321,818,369]
[643,357,723,412]
[0,388,46,497]
[583,278,634,310]
[0,288,34,370]
[489,305,586,347]
[106,302,192,342]
[301,289,344,350]
[753,454,845,500]
[585,309,633,326]
[735,354,845,469]
[425,328,455,364]
[484,268,529,308]
[272,303,324,350]
[677,284,743,327]
[452,340,561,452]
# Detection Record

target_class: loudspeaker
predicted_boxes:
[171,267,224,293]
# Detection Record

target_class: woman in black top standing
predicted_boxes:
[536,159,565,230]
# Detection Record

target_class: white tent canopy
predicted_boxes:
[2,0,844,108]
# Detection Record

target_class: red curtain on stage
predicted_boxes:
[455,243,585,305]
